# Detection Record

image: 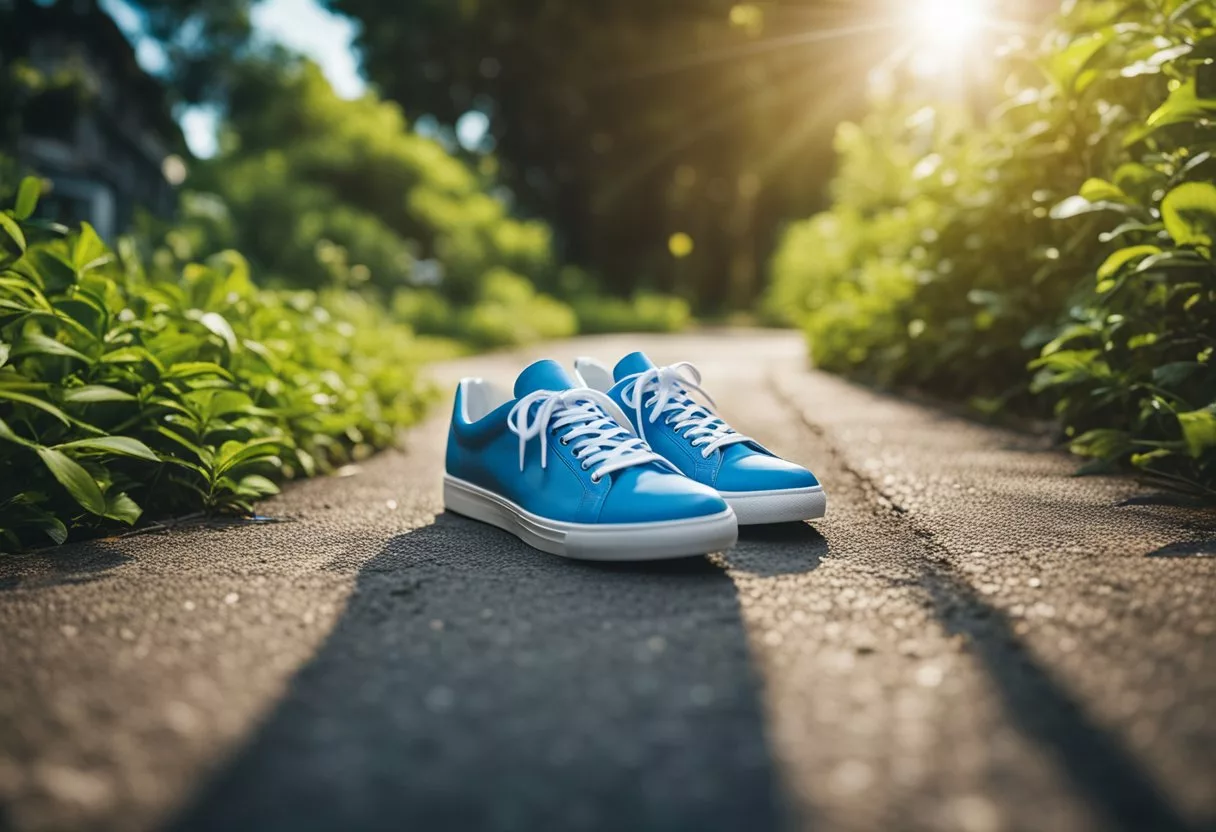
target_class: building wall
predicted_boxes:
[6,2,179,239]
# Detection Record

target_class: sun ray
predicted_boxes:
[753,42,911,184]
[594,44,879,210]
[597,20,898,86]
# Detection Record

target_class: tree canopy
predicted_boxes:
[326,0,897,312]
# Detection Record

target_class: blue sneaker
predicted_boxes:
[574,352,827,525]
[444,359,738,560]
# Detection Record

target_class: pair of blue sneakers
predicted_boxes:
[444,351,826,561]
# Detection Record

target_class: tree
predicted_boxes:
[185,53,555,299]
[326,0,898,312]
[1,0,258,109]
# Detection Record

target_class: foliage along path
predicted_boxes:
[0,330,1213,832]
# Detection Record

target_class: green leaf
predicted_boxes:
[1130,78,1216,145]
[55,436,159,462]
[215,437,284,475]
[1079,178,1128,204]
[0,389,72,425]
[157,426,212,464]
[165,361,234,381]
[1169,0,1206,21]
[61,385,136,403]
[1050,196,1130,220]
[1040,324,1099,357]
[12,331,92,364]
[36,515,69,545]
[1177,406,1216,458]
[237,474,280,498]
[294,447,317,477]
[1096,245,1161,281]
[35,447,106,515]
[0,415,38,448]
[101,346,164,370]
[1045,29,1112,92]
[1177,151,1213,181]
[1130,448,1174,469]
[1098,220,1164,243]
[14,177,41,221]
[199,312,238,352]
[1153,362,1201,388]
[205,390,254,418]
[1130,249,1210,275]
[0,341,9,367]
[103,492,142,525]
[1120,44,1192,78]
[1112,163,1164,203]
[1069,429,1131,461]
[0,213,26,252]
[1161,182,1216,248]
[71,223,112,274]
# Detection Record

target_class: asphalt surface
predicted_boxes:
[0,331,1213,832]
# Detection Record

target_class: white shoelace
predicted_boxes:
[621,362,752,459]
[507,389,669,482]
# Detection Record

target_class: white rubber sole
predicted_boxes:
[719,485,827,525]
[443,474,739,561]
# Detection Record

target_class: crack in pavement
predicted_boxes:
[762,358,1213,832]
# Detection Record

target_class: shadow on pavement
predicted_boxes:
[169,512,790,832]
[0,542,132,592]
[728,522,827,578]
[921,567,1199,832]
[1145,538,1216,558]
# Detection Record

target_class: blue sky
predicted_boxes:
[101,0,366,157]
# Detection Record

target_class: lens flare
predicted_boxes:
[915,0,988,48]
[904,0,991,76]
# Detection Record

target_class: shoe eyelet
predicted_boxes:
[559,437,570,445]
[590,473,601,483]
[580,462,590,470]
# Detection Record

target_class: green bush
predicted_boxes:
[1034,27,1216,494]
[0,179,431,550]
[572,292,692,335]
[767,0,1216,497]
[172,57,689,347]
[185,57,556,300]
[394,268,578,349]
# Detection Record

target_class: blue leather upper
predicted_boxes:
[445,360,729,524]
[606,352,820,493]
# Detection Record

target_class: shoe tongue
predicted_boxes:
[613,351,656,381]
[513,359,577,397]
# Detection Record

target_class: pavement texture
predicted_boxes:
[0,330,1213,832]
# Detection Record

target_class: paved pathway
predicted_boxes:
[0,331,1213,832]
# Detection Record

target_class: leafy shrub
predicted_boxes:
[767,0,1216,497]
[0,179,431,550]
[1032,6,1216,495]
[173,57,687,346]
[186,57,556,300]
[394,268,578,349]
[572,292,692,335]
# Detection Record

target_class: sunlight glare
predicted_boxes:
[912,0,988,49]
[904,0,991,77]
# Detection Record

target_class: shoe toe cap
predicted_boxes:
[599,469,729,523]
[716,451,819,493]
